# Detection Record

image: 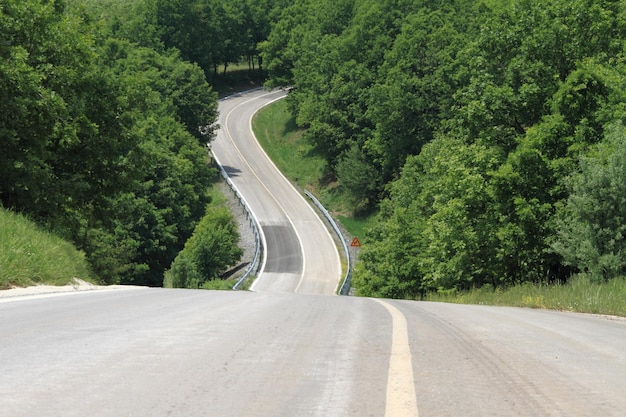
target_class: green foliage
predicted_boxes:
[552,123,626,281]
[164,206,243,288]
[424,276,626,317]
[1,0,99,215]
[0,208,92,289]
[59,38,217,286]
[4,0,625,294]
[336,144,381,212]
[163,253,201,289]
[353,136,502,296]
[262,0,626,296]
[365,7,466,183]
[352,203,425,298]
[146,0,285,77]
[1,0,227,286]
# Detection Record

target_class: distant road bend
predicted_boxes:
[211,88,342,295]
[0,89,624,417]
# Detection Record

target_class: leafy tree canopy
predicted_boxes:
[262,0,626,296]
[1,0,276,286]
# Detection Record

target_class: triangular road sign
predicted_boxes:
[350,237,361,247]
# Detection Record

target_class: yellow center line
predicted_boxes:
[372,298,419,417]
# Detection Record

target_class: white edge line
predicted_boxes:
[244,95,342,295]
[244,95,307,293]
[220,90,295,291]
[209,146,267,292]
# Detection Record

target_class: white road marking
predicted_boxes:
[372,298,419,417]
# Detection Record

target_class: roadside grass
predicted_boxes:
[252,99,326,191]
[201,279,237,290]
[424,276,626,316]
[250,98,626,316]
[0,208,93,289]
[252,98,376,238]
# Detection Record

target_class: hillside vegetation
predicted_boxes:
[0,208,92,289]
[253,96,626,315]
[1,0,283,287]
[261,0,626,298]
[4,0,626,297]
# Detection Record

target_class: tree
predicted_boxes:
[336,144,381,213]
[552,122,626,281]
[259,0,310,87]
[0,0,98,215]
[489,147,557,285]
[366,7,467,187]
[164,206,243,288]
[353,135,502,296]
[484,59,626,285]
[99,40,218,141]
[267,0,626,296]
[1,0,220,286]
[84,39,216,285]
[151,0,283,78]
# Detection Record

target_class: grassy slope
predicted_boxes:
[252,99,326,192]
[251,99,626,316]
[424,277,626,317]
[0,208,93,289]
[252,98,376,239]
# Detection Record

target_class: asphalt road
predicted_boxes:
[2,89,625,416]
[211,89,342,295]
[1,289,624,417]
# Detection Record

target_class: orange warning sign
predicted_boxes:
[350,237,361,247]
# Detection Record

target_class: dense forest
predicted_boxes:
[261,0,626,297]
[3,0,626,295]
[0,0,283,286]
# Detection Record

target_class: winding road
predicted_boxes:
[1,89,625,417]
[211,89,341,294]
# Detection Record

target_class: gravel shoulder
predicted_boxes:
[217,179,257,282]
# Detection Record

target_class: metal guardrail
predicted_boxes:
[212,155,350,293]
[210,153,263,290]
[213,89,349,293]
[214,89,266,290]
[304,190,352,295]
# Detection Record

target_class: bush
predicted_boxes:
[553,123,626,281]
[164,206,242,288]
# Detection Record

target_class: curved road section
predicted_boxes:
[212,89,341,295]
[1,90,625,417]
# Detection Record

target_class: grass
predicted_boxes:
[252,99,326,191]
[252,98,376,238]
[201,279,239,291]
[0,208,93,289]
[424,276,626,316]
[336,214,376,242]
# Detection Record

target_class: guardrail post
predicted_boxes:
[304,190,352,295]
